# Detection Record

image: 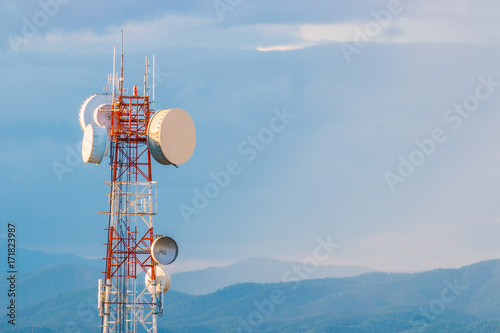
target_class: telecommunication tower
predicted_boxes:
[78,32,196,333]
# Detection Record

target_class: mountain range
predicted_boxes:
[2,252,500,332]
[172,257,373,295]
[14,248,102,271]
[5,249,373,295]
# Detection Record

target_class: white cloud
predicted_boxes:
[296,15,500,46]
[259,1,500,51]
[256,44,309,52]
[300,23,367,43]
[10,3,500,55]
[12,13,211,53]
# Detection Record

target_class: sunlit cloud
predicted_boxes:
[11,13,211,53]
[11,6,500,55]
[256,44,309,52]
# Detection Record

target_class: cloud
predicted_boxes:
[7,13,211,53]
[10,14,304,54]
[8,0,500,55]
[300,23,365,43]
[259,0,500,51]
[296,15,500,49]
[255,44,308,52]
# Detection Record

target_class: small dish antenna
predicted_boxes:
[151,236,178,265]
[145,266,171,294]
[147,108,196,165]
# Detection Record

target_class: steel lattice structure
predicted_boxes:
[98,50,161,333]
[82,33,194,333]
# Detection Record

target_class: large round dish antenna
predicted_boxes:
[151,236,178,265]
[147,108,196,165]
[79,94,112,131]
[82,124,109,164]
[145,266,171,294]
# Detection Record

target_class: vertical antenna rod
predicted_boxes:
[120,29,124,96]
[144,56,148,97]
[112,45,116,102]
[152,53,155,112]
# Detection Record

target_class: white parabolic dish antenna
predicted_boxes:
[94,103,113,128]
[145,266,171,294]
[79,94,112,131]
[147,108,196,165]
[82,124,109,164]
[151,236,178,265]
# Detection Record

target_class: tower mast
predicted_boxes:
[100,30,158,333]
[79,31,196,333]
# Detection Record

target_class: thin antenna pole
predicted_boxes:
[112,45,116,103]
[120,29,124,96]
[144,56,148,97]
[152,53,155,112]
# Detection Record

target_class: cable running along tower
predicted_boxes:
[79,33,196,333]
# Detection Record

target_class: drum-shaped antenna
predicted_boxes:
[79,94,112,131]
[151,236,178,265]
[147,108,196,165]
[82,124,109,164]
[145,266,171,294]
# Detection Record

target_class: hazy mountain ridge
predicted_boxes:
[14,248,103,271]
[2,259,500,332]
[3,250,373,297]
[173,256,373,294]
[0,263,102,307]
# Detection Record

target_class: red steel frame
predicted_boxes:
[110,94,152,184]
[105,91,155,279]
[101,84,158,332]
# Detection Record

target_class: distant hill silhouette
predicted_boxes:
[8,250,373,295]
[2,259,500,332]
[172,257,373,294]
[16,248,102,271]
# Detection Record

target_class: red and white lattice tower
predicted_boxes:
[79,33,196,333]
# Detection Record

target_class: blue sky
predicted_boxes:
[1,0,500,273]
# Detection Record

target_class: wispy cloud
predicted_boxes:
[273,16,500,51]
[10,13,211,53]
[256,44,308,52]
[9,1,500,55]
